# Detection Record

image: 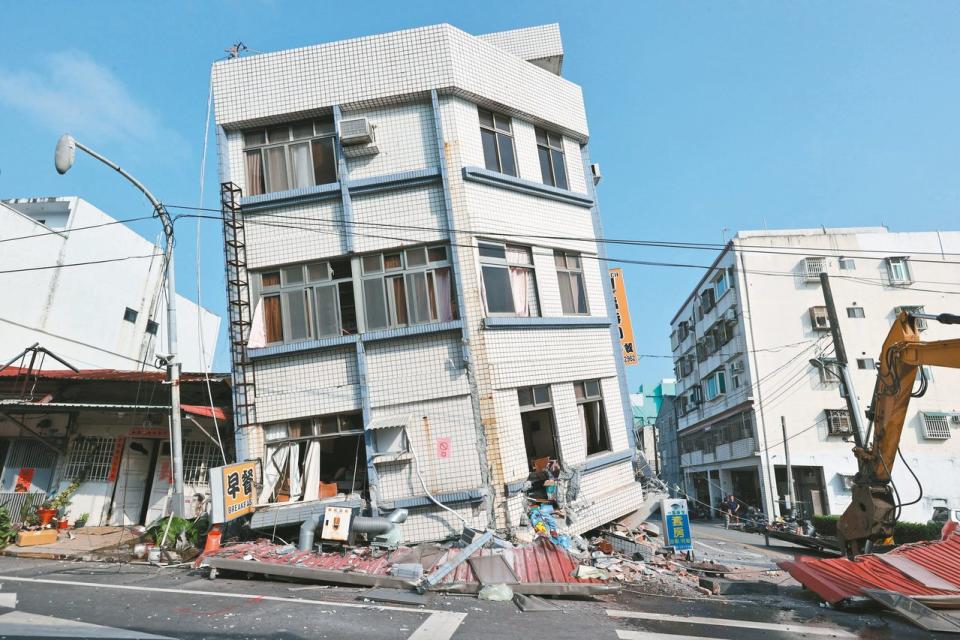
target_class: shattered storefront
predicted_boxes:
[0,363,233,526]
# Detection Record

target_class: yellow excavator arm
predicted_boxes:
[838,311,960,556]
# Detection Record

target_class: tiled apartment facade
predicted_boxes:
[211,23,642,543]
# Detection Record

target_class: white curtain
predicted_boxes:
[289,143,312,189]
[259,444,289,505]
[577,404,588,444]
[288,443,302,502]
[509,267,529,316]
[301,440,322,502]
[435,268,453,321]
[569,272,583,313]
[248,299,266,349]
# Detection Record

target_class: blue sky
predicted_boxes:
[2,1,958,389]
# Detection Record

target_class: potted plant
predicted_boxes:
[36,501,56,527]
[74,513,89,529]
[46,478,81,527]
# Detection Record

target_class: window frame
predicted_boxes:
[886,256,912,285]
[575,380,611,456]
[846,306,866,319]
[712,269,732,300]
[478,108,518,177]
[242,118,338,196]
[360,245,456,331]
[535,127,568,189]
[478,240,540,317]
[554,250,589,315]
[703,369,726,401]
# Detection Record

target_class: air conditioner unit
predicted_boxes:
[724,307,738,323]
[339,117,373,145]
[952,414,960,425]
[730,360,745,373]
[809,306,830,330]
[804,257,826,282]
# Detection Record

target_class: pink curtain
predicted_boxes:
[435,268,453,321]
[245,152,264,196]
[509,267,529,316]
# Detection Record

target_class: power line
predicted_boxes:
[0,253,162,275]
[0,215,156,244]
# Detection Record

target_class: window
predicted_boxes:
[243,118,337,196]
[729,359,745,389]
[712,269,731,299]
[256,259,356,344]
[677,321,690,342]
[518,386,560,469]
[535,127,567,189]
[146,320,159,335]
[816,359,842,384]
[182,441,223,486]
[839,258,856,270]
[922,413,952,440]
[847,306,865,319]
[479,241,539,316]
[895,305,927,331]
[63,437,115,481]
[361,246,456,330]
[575,380,610,455]
[856,358,876,370]
[886,257,912,285]
[803,257,826,281]
[554,250,588,314]
[478,108,517,176]
[123,307,138,323]
[809,306,830,330]
[825,409,852,435]
[704,370,726,401]
[700,288,716,312]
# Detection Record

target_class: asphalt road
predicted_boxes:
[0,554,936,639]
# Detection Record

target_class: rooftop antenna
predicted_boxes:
[225,42,248,59]
[721,227,729,243]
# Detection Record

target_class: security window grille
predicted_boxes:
[535,127,567,189]
[479,241,539,317]
[809,306,830,330]
[554,250,588,315]
[896,305,927,331]
[123,307,138,323]
[182,441,223,486]
[857,358,876,370]
[838,258,856,270]
[361,245,456,330]
[847,306,865,318]
[6,440,57,470]
[817,360,843,384]
[479,108,517,177]
[243,118,337,196]
[826,409,852,435]
[256,258,356,344]
[700,288,716,312]
[804,257,827,281]
[886,257,912,285]
[704,370,726,401]
[922,413,952,440]
[575,380,610,455]
[63,437,115,481]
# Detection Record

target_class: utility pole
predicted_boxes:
[781,415,796,517]
[819,273,868,449]
[56,134,185,517]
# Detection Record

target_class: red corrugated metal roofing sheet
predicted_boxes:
[780,532,960,604]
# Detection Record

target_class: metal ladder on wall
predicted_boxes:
[220,182,257,431]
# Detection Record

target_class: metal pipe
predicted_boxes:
[297,509,408,551]
[298,513,322,552]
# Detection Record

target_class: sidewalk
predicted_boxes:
[2,527,135,561]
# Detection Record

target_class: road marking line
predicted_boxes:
[0,592,17,608]
[408,611,466,640]
[0,575,463,640]
[606,610,857,637]
[617,631,716,640]
[0,610,175,639]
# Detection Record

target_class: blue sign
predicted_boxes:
[661,499,693,551]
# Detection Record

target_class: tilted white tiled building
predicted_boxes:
[210,24,642,543]
[669,227,960,524]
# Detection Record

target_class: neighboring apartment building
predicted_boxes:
[630,379,676,475]
[0,197,220,372]
[669,227,960,523]
[210,23,641,543]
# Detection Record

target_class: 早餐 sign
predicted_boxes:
[210,461,257,523]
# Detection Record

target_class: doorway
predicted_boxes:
[775,465,828,518]
[729,467,762,513]
[109,438,157,525]
[517,385,561,471]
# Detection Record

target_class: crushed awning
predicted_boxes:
[779,532,960,606]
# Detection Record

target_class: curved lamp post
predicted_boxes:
[55,134,185,517]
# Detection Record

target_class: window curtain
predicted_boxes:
[569,272,584,313]
[435,268,453,321]
[259,444,289,505]
[289,143,313,189]
[577,403,587,445]
[301,440,322,502]
[245,152,264,196]
[287,443,302,502]
[509,267,529,317]
[248,299,266,349]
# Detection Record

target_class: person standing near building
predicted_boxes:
[723,494,740,529]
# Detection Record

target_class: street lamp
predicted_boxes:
[55,133,186,517]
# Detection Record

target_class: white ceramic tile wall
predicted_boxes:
[350,185,447,254]
[476,24,564,66]
[244,200,346,269]
[399,501,487,544]
[484,327,617,389]
[343,101,439,179]
[365,332,470,407]
[253,347,360,423]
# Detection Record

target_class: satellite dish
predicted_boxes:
[54,134,76,174]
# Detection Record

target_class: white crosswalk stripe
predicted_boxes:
[607,609,857,639]
[0,591,17,609]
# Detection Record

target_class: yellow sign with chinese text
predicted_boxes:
[211,461,257,523]
[609,268,638,366]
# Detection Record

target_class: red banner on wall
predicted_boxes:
[108,437,126,482]
[14,468,35,492]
